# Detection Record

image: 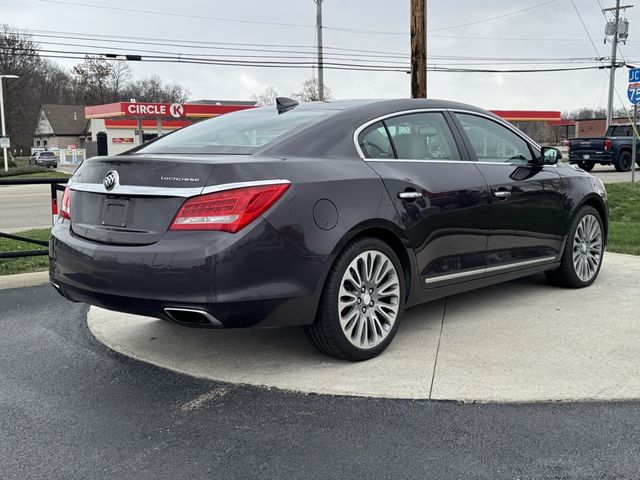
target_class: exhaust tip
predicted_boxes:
[163,308,223,328]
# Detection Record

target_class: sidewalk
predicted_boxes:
[87,252,640,403]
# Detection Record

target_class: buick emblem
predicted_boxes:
[103,170,119,191]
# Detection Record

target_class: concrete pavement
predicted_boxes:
[88,252,640,403]
[588,163,639,183]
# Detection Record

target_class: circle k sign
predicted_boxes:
[170,103,185,118]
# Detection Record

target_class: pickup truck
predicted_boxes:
[568,124,640,171]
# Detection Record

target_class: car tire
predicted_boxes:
[545,206,604,288]
[614,151,632,172]
[304,236,405,361]
[576,161,594,171]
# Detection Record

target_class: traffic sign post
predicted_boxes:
[628,68,640,187]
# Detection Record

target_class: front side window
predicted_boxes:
[384,112,460,161]
[455,113,533,164]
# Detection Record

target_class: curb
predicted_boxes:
[0,270,49,290]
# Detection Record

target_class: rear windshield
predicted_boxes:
[135,107,332,155]
[40,152,55,156]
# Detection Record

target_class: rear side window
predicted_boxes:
[609,125,631,136]
[384,112,460,161]
[358,122,394,159]
[136,107,332,154]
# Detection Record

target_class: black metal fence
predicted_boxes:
[0,177,68,259]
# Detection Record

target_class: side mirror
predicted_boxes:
[540,146,561,165]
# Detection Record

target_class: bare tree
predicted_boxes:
[251,86,278,106]
[73,56,131,104]
[123,75,189,103]
[0,25,189,151]
[0,24,77,150]
[291,78,332,102]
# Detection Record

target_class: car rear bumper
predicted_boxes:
[568,153,613,163]
[49,219,331,328]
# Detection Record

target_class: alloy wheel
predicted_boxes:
[338,250,401,349]
[572,214,603,282]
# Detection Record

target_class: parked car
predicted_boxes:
[50,98,608,361]
[568,124,640,171]
[29,150,58,168]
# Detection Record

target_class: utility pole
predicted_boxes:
[316,0,324,101]
[410,0,427,98]
[604,0,633,128]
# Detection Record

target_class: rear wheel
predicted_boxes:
[304,237,405,361]
[545,206,604,288]
[576,161,594,171]
[614,151,632,172]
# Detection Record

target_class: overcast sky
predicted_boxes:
[3,0,640,112]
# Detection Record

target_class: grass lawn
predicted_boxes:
[606,182,640,256]
[0,228,51,276]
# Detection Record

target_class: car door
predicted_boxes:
[357,110,490,287]
[451,111,566,269]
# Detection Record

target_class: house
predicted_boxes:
[33,104,90,150]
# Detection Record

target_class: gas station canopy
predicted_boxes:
[85,101,254,120]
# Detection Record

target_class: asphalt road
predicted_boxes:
[2,284,640,479]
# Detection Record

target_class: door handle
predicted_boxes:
[398,191,423,200]
[493,191,512,199]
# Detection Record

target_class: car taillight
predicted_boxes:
[169,182,290,233]
[60,186,71,220]
[604,139,612,151]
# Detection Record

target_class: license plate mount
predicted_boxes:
[101,199,129,227]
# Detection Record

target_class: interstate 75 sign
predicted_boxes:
[628,68,640,105]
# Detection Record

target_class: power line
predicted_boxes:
[38,0,316,29]
[431,0,557,32]
[569,0,605,58]
[1,46,619,74]
[11,30,607,65]
[37,0,558,37]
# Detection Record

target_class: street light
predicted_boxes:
[0,74,20,173]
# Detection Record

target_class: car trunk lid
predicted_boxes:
[68,155,217,245]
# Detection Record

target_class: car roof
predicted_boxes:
[260,98,494,158]
[294,98,488,114]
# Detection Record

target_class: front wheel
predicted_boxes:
[614,151,632,172]
[576,161,594,171]
[545,206,604,288]
[304,237,405,361]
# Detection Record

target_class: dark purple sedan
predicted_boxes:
[50,98,608,360]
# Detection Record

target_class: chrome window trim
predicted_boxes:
[424,256,557,285]
[68,179,291,198]
[353,108,450,161]
[448,108,540,149]
[364,158,535,166]
[353,107,548,166]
